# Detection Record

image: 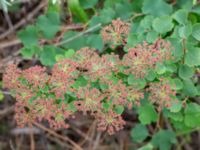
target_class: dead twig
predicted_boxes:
[0,38,21,49]
[46,133,73,149]
[33,122,83,150]
[70,124,93,142]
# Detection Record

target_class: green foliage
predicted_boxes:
[18,25,38,47]
[192,23,200,41]
[131,124,149,143]
[151,130,177,150]
[184,103,200,127]
[152,16,174,34]
[138,103,158,125]
[36,12,60,39]
[114,105,124,115]
[178,64,194,80]
[142,0,172,17]
[185,47,200,66]
[172,9,188,25]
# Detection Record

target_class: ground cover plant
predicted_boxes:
[1,0,200,150]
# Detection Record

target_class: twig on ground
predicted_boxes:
[70,124,93,142]
[0,38,21,49]
[33,122,83,150]
[46,133,73,149]
[79,120,97,147]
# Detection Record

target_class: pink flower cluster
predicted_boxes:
[3,19,176,135]
[101,18,130,48]
[148,79,177,109]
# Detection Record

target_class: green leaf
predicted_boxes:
[103,0,124,8]
[192,23,200,41]
[169,78,183,90]
[178,23,192,38]
[115,2,133,20]
[184,103,200,127]
[79,0,98,9]
[178,64,194,80]
[99,8,116,24]
[72,76,88,88]
[177,0,193,10]
[169,101,182,113]
[145,70,156,81]
[142,0,172,17]
[127,74,135,85]
[140,15,154,29]
[126,33,145,48]
[185,47,200,66]
[64,49,75,58]
[191,4,200,14]
[151,130,176,150]
[102,101,112,110]
[168,112,184,122]
[138,103,158,125]
[87,34,103,51]
[131,124,149,143]
[182,79,198,97]
[167,38,183,61]
[67,102,77,112]
[172,9,188,25]
[146,30,158,43]
[138,143,154,150]
[114,105,124,115]
[20,46,37,59]
[55,54,65,61]
[62,31,87,50]
[128,74,146,89]
[165,63,177,73]
[89,16,102,27]
[36,12,60,39]
[152,16,174,34]
[39,46,56,66]
[155,63,167,74]
[68,0,88,23]
[18,25,38,47]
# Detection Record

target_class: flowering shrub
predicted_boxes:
[4,0,199,149]
[3,19,178,135]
